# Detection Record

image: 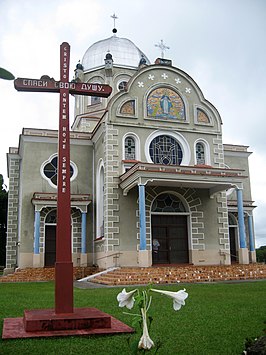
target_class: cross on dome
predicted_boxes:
[111,13,118,34]
[155,39,170,59]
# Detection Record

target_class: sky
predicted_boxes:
[0,0,265,247]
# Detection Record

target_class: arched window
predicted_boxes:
[96,162,104,238]
[151,193,186,212]
[89,82,102,105]
[45,210,57,224]
[149,135,183,165]
[195,142,205,165]
[118,81,127,91]
[125,136,136,160]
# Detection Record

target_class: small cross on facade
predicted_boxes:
[155,39,170,59]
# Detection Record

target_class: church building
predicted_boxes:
[4,29,256,274]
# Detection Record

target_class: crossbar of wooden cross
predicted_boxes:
[14,42,112,314]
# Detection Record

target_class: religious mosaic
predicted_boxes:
[147,87,185,120]
[197,108,210,123]
[120,100,135,115]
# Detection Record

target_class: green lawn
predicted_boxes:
[0,281,265,354]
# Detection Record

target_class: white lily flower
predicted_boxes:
[117,288,137,309]
[151,288,188,311]
[138,308,154,350]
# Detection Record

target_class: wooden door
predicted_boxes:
[45,225,56,267]
[152,215,188,264]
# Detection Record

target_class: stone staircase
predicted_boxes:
[90,264,266,286]
[1,264,266,285]
[0,266,99,283]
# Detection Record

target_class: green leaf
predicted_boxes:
[0,67,15,80]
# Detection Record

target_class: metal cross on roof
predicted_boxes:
[155,39,170,59]
[111,13,118,28]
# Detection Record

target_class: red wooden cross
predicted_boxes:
[14,42,112,314]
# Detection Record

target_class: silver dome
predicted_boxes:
[82,35,150,71]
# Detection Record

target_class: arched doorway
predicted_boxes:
[44,209,57,267]
[228,213,238,263]
[151,193,189,264]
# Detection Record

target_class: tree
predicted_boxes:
[0,174,8,267]
[256,246,266,263]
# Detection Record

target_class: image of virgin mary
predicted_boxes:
[160,95,172,114]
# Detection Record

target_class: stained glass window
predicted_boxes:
[151,193,186,212]
[125,137,136,160]
[43,156,74,187]
[149,135,183,165]
[196,142,205,165]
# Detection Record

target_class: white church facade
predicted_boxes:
[4,31,256,274]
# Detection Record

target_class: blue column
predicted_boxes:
[236,188,246,248]
[138,184,146,251]
[34,210,40,254]
[248,215,255,252]
[81,212,87,253]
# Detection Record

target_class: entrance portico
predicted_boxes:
[120,162,251,266]
[31,193,91,268]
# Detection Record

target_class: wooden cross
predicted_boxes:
[14,43,112,314]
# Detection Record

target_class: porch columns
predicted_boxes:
[236,188,249,264]
[80,211,87,266]
[248,214,256,263]
[33,209,41,267]
[81,212,87,253]
[138,184,150,267]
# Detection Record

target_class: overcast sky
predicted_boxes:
[0,0,265,247]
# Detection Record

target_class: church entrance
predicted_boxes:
[44,209,57,267]
[152,215,189,264]
[229,228,237,263]
[45,225,56,267]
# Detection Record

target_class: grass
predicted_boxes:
[0,281,266,354]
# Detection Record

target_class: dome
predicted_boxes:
[82,35,150,71]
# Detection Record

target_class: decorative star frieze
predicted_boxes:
[161,73,168,79]
[148,74,154,80]
[185,87,191,94]
[138,81,144,88]
[175,77,181,84]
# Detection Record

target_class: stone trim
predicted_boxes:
[5,158,20,270]
[102,123,120,252]
[213,135,224,167]
[216,191,230,252]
